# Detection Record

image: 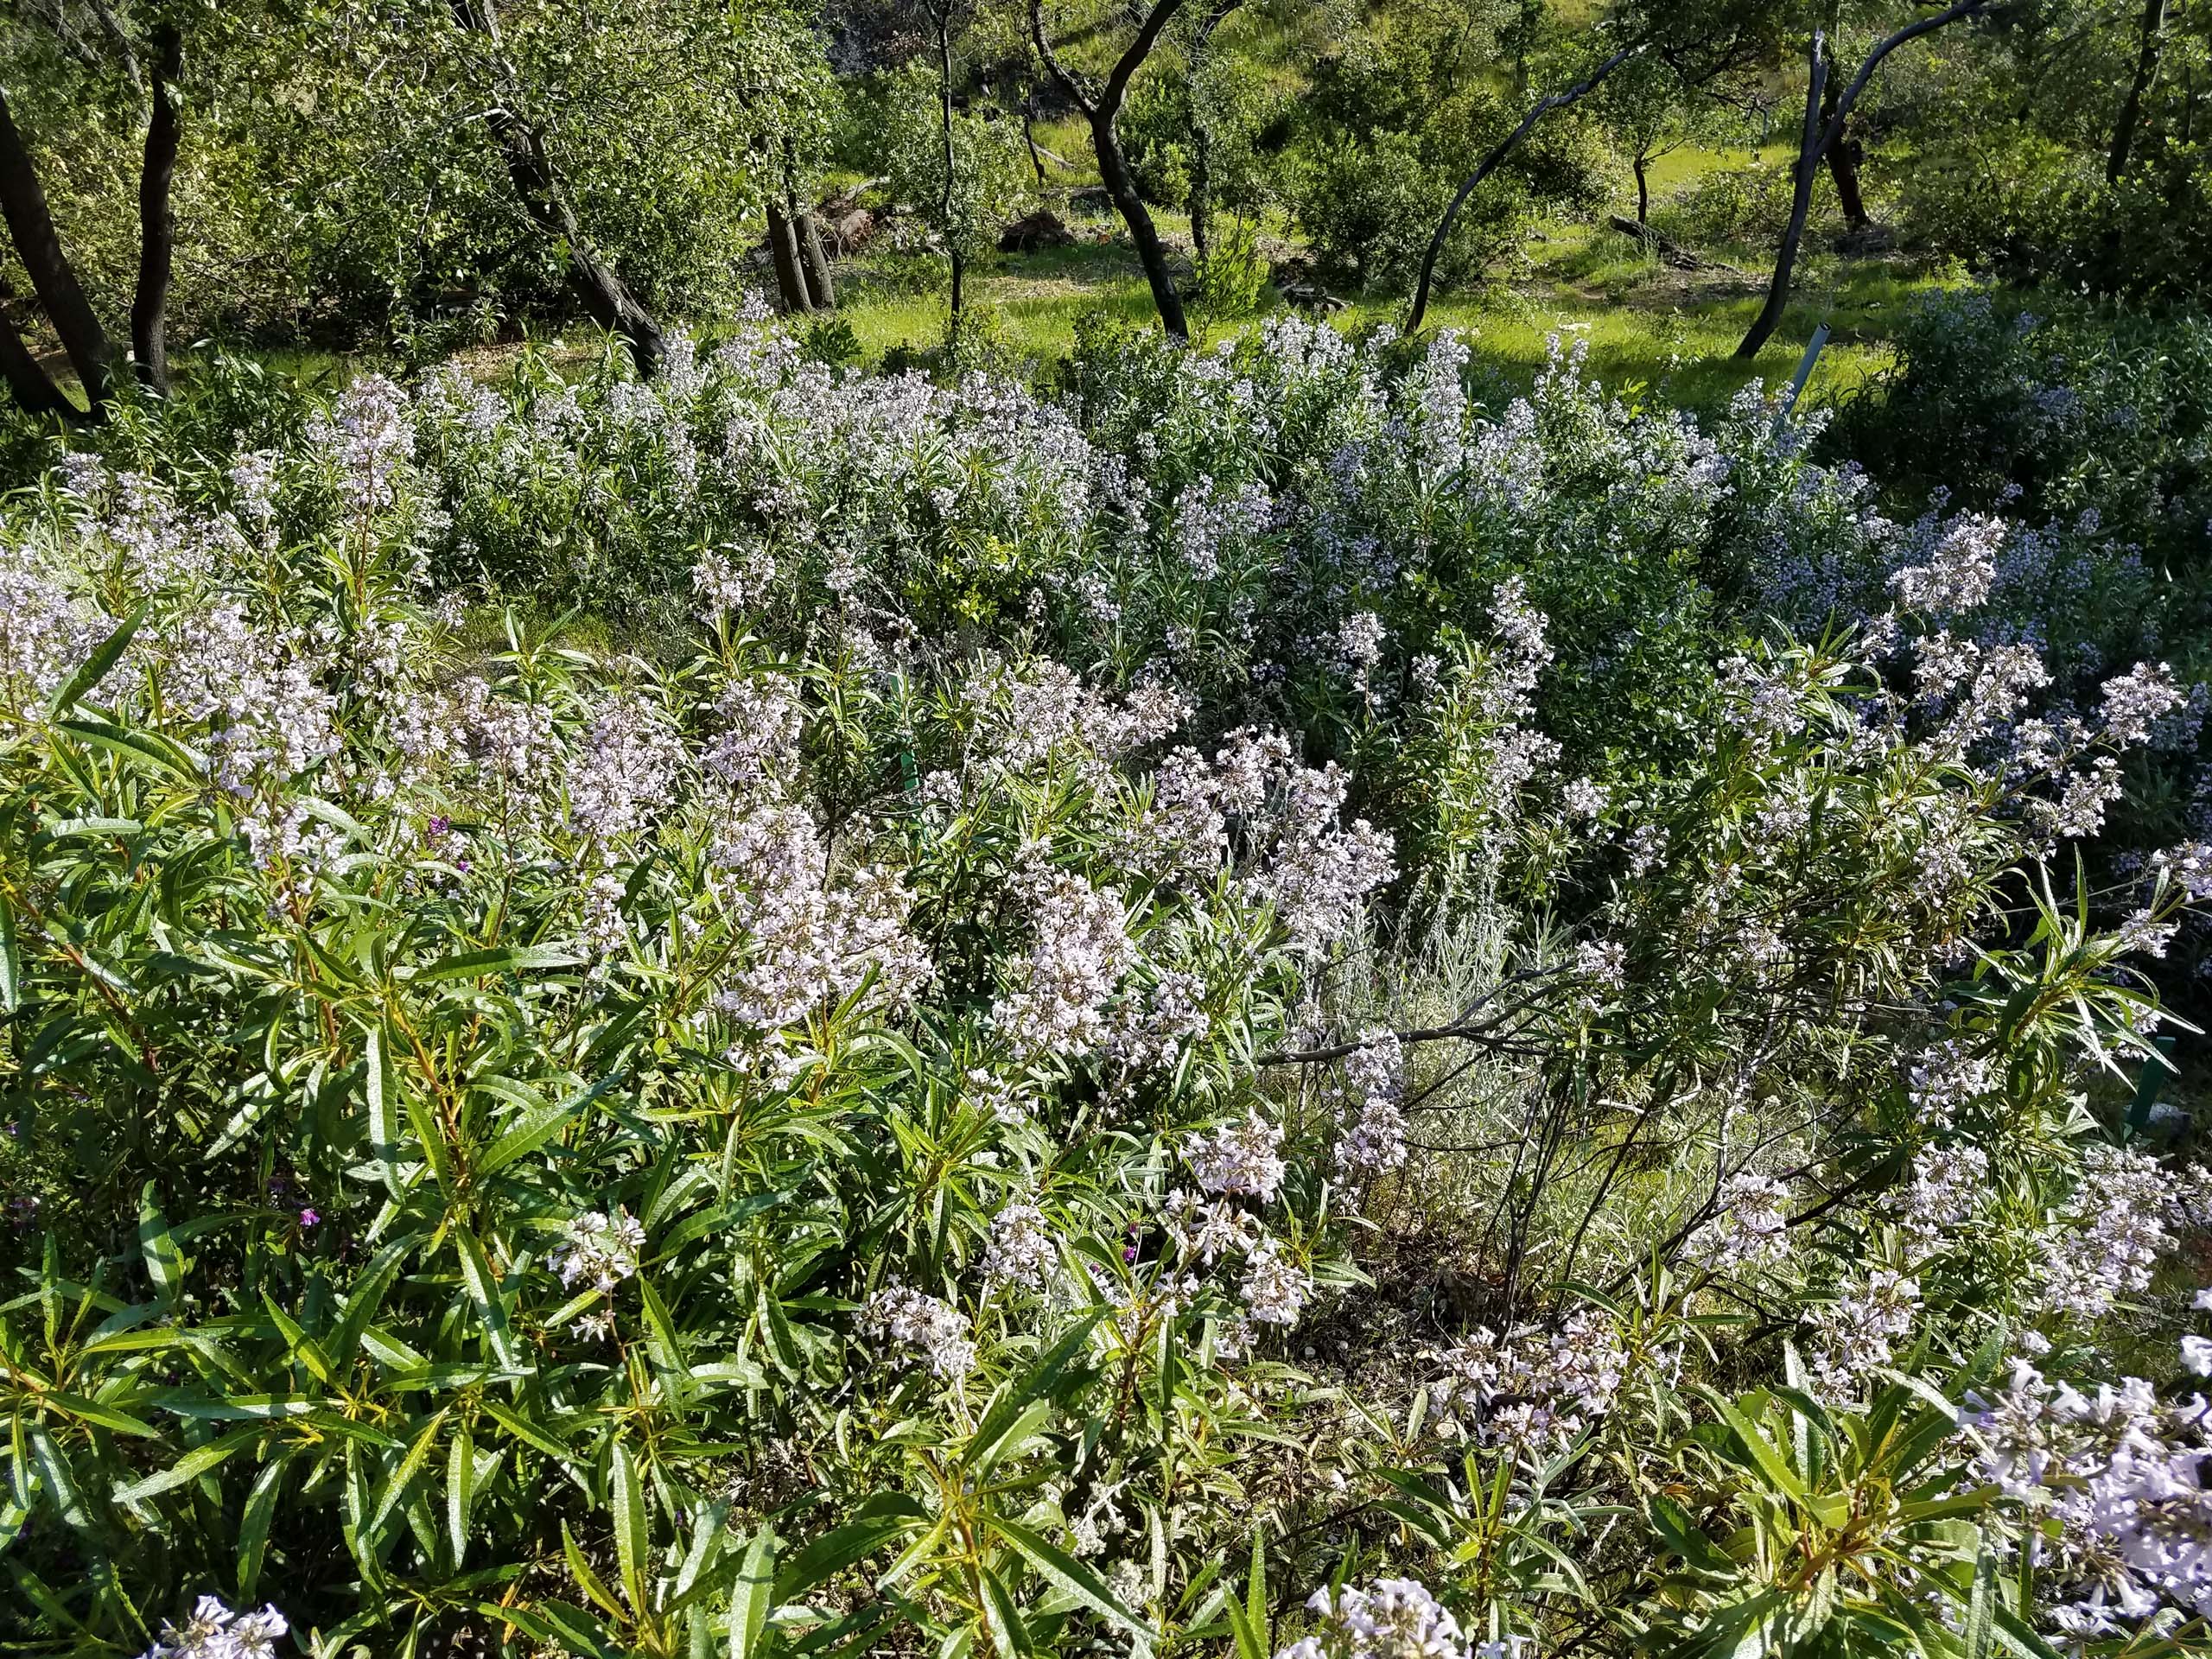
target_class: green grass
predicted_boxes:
[130,135,1946,426]
[808,125,1955,415]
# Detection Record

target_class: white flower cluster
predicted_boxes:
[1433,1308,1626,1447]
[1332,1028,1408,1177]
[1688,1173,1792,1274]
[138,1595,288,1659]
[1961,1357,2212,1632]
[163,604,340,798]
[0,538,109,718]
[1274,1578,1508,1659]
[864,1283,976,1378]
[982,1203,1059,1292]
[1239,1236,1313,1326]
[1893,1142,1987,1249]
[1186,1110,1287,1202]
[1137,728,1397,944]
[1905,1039,1994,1127]
[569,694,685,840]
[709,801,932,1032]
[2034,1143,2200,1322]
[311,372,416,515]
[1805,1268,1921,1402]
[1886,512,2004,614]
[551,1208,646,1292]
[990,869,1135,1059]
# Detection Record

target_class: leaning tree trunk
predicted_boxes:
[1406,40,1643,335]
[448,0,664,376]
[1736,37,1827,359]
[131,22,181,392]
[1021,95,1050,187]
[0,86,114,407]
[1634,151,1650,224]
[1092,110,1188,338]
[0,305,72,416]
[2107,0,2169,182]
[793,200,836,310]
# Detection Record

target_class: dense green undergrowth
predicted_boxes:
[4,302,2212,1659]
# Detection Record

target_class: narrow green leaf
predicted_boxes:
[365,1026,403,1200]
[48,604,144,715]
[993,1516,1154,1638]
[114,1425,262,1503]
[612,1440,650,1616]
[967,1312,1103,1468]
[137,1184,183,1306]
[372,1408,447,1534]
[237,1457,285,1602]
[728,1527,776,1659]
[448,1423,474,1567]
[452,1230,518,1369]
[414,943,583,982]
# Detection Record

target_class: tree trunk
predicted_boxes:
[1406,41,1642,335]
[0,86,114,408]
[795,205,836,310]
[1736,0,1993,359]
[448,0,664,376]
[936,8,963,339]
[0,305,73,417]
[1189,109,1213,262]
[1634,151,1649,224]
[1030,0,1198,340]
[1022,95,1050,188]
[1737,37,1826,359]
[784,157,834,310]
[2107,0,2169,183]
[1092,110,1189,339]
[765,200,810,313]
[131,22,181,392]
[1818,72,1870,231]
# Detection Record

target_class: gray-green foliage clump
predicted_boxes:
[6,314,2212,1658]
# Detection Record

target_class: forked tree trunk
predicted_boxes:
[131,22,181,391]
[448,0,665,376]
[1818,73,1870,231]
[1031,0,1203,340]
[1737,0,1997,359]
[765,200,810,313]
[0,86,114,407]
[794,202,836,310]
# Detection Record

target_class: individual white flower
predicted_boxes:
[139,1595,289,1659]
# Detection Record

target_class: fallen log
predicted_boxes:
[1605,213,1744,273]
